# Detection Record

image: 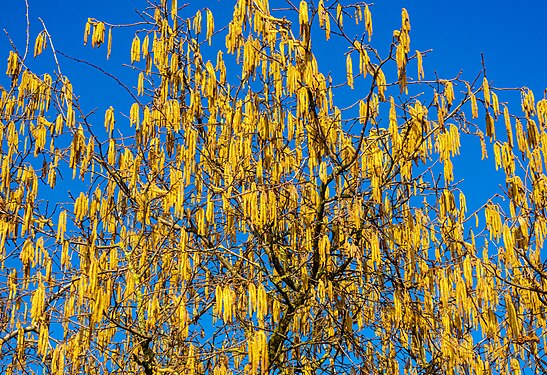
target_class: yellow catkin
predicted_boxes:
[193,10,202,34]
[485,112,495,141]
[364,5,373,41]
[482,77,491,107]
[137,72,144,96]
[376,69,386,101]
[34,31,47,57]
[503,106,514,148]
[92,22,105,47]
[491,92,500,116]
[444,81,454,107]
[505,294,520,338]
[83,20,91,45]
[171,0,178,20]
[131,35,141,63]
[416,50,424,80]
[346,54,354,89]
[130,103,140,128]
[104,106,115,134]
[56,210,67,243]
[206,9,214,45]
[107,27,112,59]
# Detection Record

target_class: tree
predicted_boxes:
[1,0,547,374]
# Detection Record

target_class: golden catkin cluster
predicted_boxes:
[0,1,547,375]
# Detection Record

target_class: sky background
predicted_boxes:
[0,1,546,372]
[2,0,545,88]
[1,0,546,212]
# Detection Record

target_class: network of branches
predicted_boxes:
[1,0,547,374]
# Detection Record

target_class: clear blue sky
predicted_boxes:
[1,0,546,211]
[2,0,546,91]
[1,0,547,226]
[1,2,546,373]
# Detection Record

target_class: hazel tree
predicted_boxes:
[1,1,547,374]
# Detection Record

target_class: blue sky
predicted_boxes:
[2,0,545,106]
[2,0,546,91]
[0,1,545,231]
[0,0,546,249]
[1,1,547,372]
